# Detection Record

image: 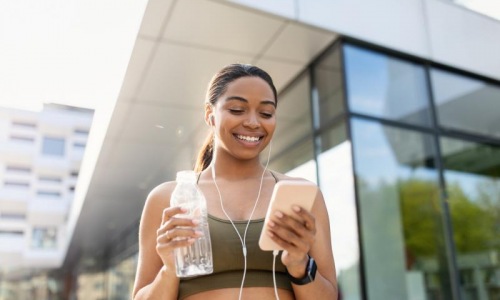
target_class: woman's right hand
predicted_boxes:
[156,206,202,269]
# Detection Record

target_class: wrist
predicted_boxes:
[287,255,317,285]
[160,265,178,280]
[286,254,309,278]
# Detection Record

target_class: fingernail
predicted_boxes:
[293,205,301,212]
[267,231,274,237]
[275,211,283,218]
[268,220,275,227]
[192,219,200,225]
[195,231,203,237]
[187,238,196,243]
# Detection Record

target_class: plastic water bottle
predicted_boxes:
[171,170,213,277]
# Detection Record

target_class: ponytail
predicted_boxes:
[194,131,214,173]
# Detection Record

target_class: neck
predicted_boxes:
[209,152,266,181]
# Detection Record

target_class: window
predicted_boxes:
[314,44,345,128]
[0,212,26,220]
[10,135,35,143]
[0,230,24,238]
[74,128,89,135]
[12,121,36,129]
[351,118,453,299]
[344,44,432,126]
[431,68,500,138]
[37,190,61,197]
[439,137,500,299]
[31,227,57,249]
[39,176,62,183]
[6,166,31,173]
[42,137,65,156]
[3,181,30,188]
[70,171,79,177]
[73,142,86,149]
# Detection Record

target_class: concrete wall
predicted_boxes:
[229,0,500,81]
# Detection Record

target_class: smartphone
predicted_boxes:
[259,180,319,251]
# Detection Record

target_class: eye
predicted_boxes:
[260,112,274,119]
[229,108,244,115]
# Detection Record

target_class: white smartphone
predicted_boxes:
[259,180,319,251]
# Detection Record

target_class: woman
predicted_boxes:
[133,64,337,299]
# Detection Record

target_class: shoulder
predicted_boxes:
[142,181,177,214]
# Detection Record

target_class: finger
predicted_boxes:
[267,222,309,252]
[272,210,313,238]
[162,206,186,224]
[159,227,203,243]
[291,205,316,232]
[156,237,196,253]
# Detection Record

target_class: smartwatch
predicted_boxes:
[287,255,317,285]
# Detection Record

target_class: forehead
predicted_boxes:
[222,76,275,103]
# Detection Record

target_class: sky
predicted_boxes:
[0,0,148,112]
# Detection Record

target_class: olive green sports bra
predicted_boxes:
[177,172,292,299]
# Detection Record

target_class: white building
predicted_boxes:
[0,104,93,272]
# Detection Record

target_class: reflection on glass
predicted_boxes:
[440,137,500,300]
[314,43,344,128]
[272,72,312,160]
[431,68,500,139]
[108,254,138,300]
[351,118,452,299]
[77,271,107,300]
[344,44,431,126]
[318,122,361,300]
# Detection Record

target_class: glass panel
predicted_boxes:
[440,137,500,300]
[270,72,316,177]
[318,121,362,299]
[431,68,500,139]
[42,137,65,156]
[344,44,432,126]
[31,227,57,249]
[108,254,138,300]
[314,44,344,128]
[76,271,107,300]
[351,118,453,299]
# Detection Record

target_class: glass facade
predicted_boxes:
[3,38,499,300]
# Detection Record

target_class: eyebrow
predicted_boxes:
[225,96,276,108]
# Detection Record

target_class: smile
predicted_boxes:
[235,134,262,142]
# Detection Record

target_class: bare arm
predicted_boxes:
[133,182,179,299]
[133,182,200,299]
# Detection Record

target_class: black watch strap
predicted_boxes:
[287,255,317,285]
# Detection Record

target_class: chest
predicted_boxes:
[199,177,276,221]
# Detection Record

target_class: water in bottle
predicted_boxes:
[171,170,213,277]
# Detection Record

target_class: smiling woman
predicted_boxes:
[133,64,338,300]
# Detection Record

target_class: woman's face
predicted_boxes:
[208,76,276,161]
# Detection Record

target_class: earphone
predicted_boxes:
[211,141,280,300]
[208,113,215,126]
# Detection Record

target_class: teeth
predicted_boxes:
[236,134,260,142]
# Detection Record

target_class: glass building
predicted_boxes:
[47,38,499,300]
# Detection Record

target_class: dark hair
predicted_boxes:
[194,63,277,172]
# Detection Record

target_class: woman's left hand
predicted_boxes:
[266,205,316,277]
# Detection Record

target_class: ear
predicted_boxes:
[204,103,214,127]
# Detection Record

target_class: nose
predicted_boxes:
[243,113,260,129]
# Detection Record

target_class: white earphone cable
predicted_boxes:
[211,142,272,300]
